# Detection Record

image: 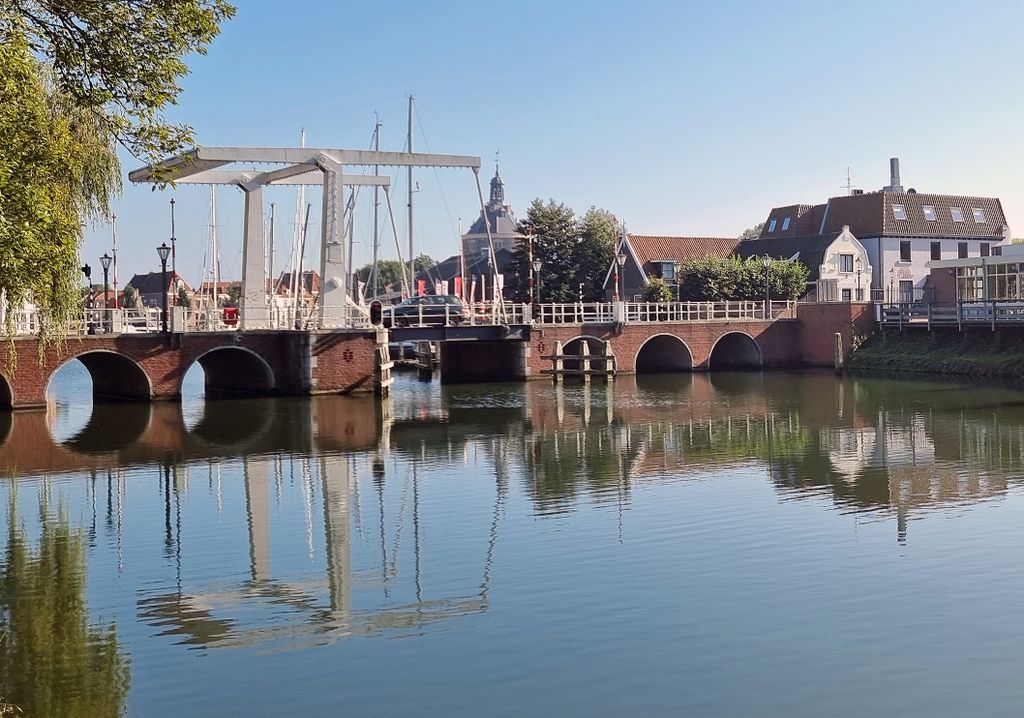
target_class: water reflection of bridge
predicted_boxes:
[4,373,1023,551]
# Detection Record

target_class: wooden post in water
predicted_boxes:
[833,332,843,374]
[580,341,591,385]
[553,340,564,384]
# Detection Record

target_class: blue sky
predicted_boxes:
[84,0,1024,286]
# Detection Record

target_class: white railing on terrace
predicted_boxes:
[8,299,800,336]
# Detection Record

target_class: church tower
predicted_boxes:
[462,162,518,259]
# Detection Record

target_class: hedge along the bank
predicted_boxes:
[676,256,809,302]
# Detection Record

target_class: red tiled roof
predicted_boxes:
[628,235,739,269]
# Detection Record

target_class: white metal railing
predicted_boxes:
[879,300,1024,328]
[9,299,800,336]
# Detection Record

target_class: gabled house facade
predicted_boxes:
[735,226,873,301]
[604,235,740,300]
[125,272,194,309]
[759,158,1010,302]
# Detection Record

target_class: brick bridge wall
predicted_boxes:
[441,302,876,381]
[0,329,379,409]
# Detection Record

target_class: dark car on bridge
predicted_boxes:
[384,295,471,327]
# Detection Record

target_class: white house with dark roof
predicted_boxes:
[736,226,872,301]
[759,158,1010,301]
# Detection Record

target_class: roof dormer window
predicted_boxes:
[767,218,777,232]
[923,205,937,222]
[950,207,964,222]
[781,216,791,231]
[892,204,907,221]
[973,208,987,223]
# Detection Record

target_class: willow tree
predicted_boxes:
[0,2,235,343]
[0,34,119,342]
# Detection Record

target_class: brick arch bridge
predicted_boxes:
[440,303,873,381]
[0,330,379,410]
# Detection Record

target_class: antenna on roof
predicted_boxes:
[842,166,852,196]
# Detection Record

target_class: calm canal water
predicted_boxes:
[2,366,1024,716]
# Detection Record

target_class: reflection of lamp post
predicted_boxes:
[762,255,771,315]
[99,253,112,333]
[615,251,626,302]
[889,267,896,304]
[532,259,543,305]
[157,242,171,333]
[855,256,863,301]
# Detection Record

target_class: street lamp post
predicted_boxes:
[157,242,171,333]
[615,251,627,302]
[532,259,543,305]
[527,231,535,307]
[889,268,896,304]
[762,255,771,317]
[855,256,863,301]
[99,253,112,333]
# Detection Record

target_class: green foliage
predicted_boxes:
[0,498,131,716]
[4,0,236,165]
[643,277,675,302]
[223,285,242,308]
[122,285,139,309]
[677,256,809,302]
[357,255,437,294]
[0,33,120,346]
[738,222,765,240]
[176,285,190,307]
[508,200,618,302]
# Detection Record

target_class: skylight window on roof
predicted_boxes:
[973,208,987,223]
[892,204,907,221]
[923,205,937,222]
[768,218,777,232]
[950,207,964,222]
[781,216,791,231]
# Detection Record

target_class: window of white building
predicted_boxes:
[923,205,937,222]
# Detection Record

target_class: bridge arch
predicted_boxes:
[48,350,152,401]
[562,335,607,372]
[186,346,276,398]
[635,334,693,373]
[708,331,763,370]
[0,372,12,409]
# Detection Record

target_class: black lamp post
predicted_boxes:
[99,253,112,332]
[855,256,863,301]
[80,263,94,333]
[762,255,771,316]
[157,242,171,333]
[532,259,543,305]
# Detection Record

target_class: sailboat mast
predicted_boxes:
[291,128,306,319]
[407,95,415,295]
[371,115,381,297]
[211,187,219,307]
[110,214,119,309]
[268,203,276,307]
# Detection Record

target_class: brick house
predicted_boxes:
[604,235,740,300]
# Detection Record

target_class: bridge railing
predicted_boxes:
[879,300,1024,328]
[534,303,615,325]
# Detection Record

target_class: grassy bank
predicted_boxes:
[846,328,1024,378]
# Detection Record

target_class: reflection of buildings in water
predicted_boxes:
[137,452,502,651]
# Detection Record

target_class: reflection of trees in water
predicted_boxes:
[0,496,130,717]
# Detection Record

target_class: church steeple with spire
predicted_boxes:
[489,163,505,206]
[462,154,518,258]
